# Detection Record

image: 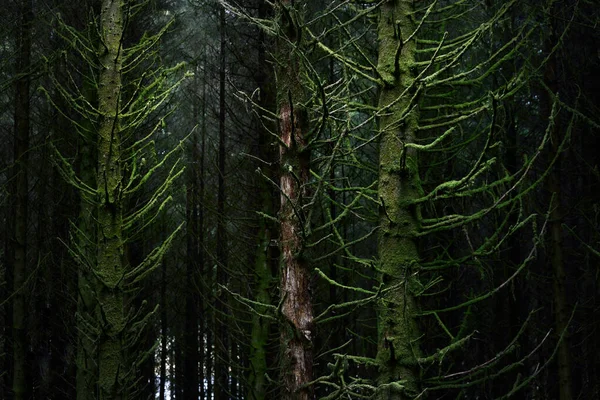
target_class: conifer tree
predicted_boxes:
[275,1,314,398]
[374,1,421,397]
[46,0,187,397]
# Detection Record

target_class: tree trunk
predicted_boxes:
[548,88,573,400]
[248,2,276,398]
[215,6,229,400]
[276,2,314,399]
[544,5,573,398]
[198,51,208,400]
[183,61,201,400]
[375,1,422,398]
[546,57,573,400]
[12,1,32,398]
[95,0,126,397]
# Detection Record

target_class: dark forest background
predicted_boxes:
[0,0,599,399]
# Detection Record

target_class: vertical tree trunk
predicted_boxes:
[548,91,573,400]
[375,1,422,398]
[184,61,201,400]
[543,5,573,398]
[12,1,32,398]
[248,220,273,400]
[545,56,573,400]
[198,51,208,400]
[276,2,314,399]
[215,6,229,400]
[96,0,126,397]
[248,2,276,399]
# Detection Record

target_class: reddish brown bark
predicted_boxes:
[273,2,313,398]
[279,101,313,400]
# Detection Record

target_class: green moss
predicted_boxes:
[375,1,423,399]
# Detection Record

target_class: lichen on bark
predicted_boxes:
[375,1,422,398]
[95,0,126,397]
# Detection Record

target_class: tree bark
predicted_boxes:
[95,0,126,397]
[276,2,314,399]
[375,1,422,398]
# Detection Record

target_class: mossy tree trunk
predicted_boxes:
[375,1,422,398]
[11,1,32,399]
[95,0,126,397]
[276,1,314,399]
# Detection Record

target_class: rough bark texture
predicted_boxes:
[11,1,32,399]
[277,2,314,399]
[279,104,313,400]
[375,1,422,398]
[96,0,126,397]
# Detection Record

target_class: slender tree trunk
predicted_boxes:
[215,6,229,400]
[544,6,573,398]
[248,2,276,398]
[275,2,314,399]
[12,1,32,398]
[198,52,207,400]
[184,61,201,400]
[375,1,422,398]
[546,61,573,400]
[95,0,126,397]
[248,221,273,400]
[548,96,573,400]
